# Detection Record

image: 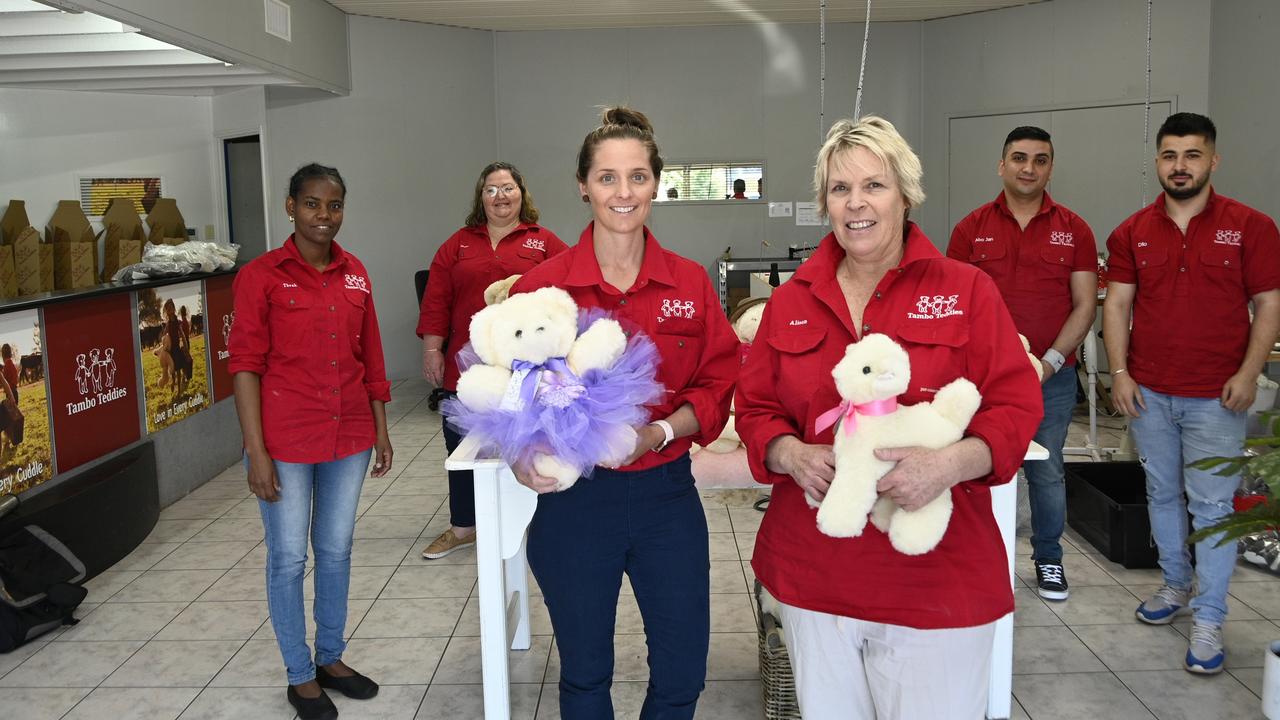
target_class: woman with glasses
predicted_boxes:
[416,162,568,560]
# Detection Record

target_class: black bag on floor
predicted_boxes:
[0,525,87,652]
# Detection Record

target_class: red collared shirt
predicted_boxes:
[229,236,392,463]
[737,224,1043,629]
[510,223,738,472]
[947,192,1097,362]
[1107,191,1280,397]
[417,224,568,390]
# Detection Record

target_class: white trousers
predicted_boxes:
[778,601,996,720]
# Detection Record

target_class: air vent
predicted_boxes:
[264,0,291,42]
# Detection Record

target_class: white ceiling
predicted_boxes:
[328,0,1047,32]
[0,0,297,96]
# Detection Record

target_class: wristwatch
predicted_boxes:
[649,419,675,452]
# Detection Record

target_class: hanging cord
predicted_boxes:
[853,0,872,120]
[1140,0,1153,205]
[818,0,827,140]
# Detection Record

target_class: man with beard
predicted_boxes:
[1104,112,1280,674]
[948,126,1097,603]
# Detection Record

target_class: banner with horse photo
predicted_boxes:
[138,281,211,432]
[0,309,54,495]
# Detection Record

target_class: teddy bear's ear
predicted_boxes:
[532,287,579,322]
[468,304,500,363]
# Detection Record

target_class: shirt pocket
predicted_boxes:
[896,319,970,397]
[967,238,1007,265]
[343,290,368,351]
[1198,243,1243,298]
[267,289,315,350]
[1133,243,1171,297]
[653,317,706,393]
[764,327,830,427]
[1023,244,1074,292]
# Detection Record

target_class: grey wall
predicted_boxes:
[495,21,922,268]
[264,16,498,381]
[919,0,1213,244]
[1209,0,1280,221]
[48,0,351,93]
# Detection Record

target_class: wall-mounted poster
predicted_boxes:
[138,281,210,432]
[204,274,234,402]
[0,309,54,495]
[44,293,140,473]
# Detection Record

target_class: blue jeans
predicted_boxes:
[1129,386,1244,627]
[1025,365,1077,563]
[441,393,475,527]
[255,448,371,685]
[527,454,710,720]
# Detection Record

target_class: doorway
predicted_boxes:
[223,135,267,261]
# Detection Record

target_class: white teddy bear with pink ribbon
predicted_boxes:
[814,333,982,555]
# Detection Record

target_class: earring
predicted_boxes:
[288,215,294,222]
[581,194,589,203]
[651,192,657,200]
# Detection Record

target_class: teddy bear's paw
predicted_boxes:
[886,500,953,555]
[931,378,982,429]
[456,365,514,412]
[533,454,581,491]
[869,496,895,533]
[567,319,627,375]
[816,503,869,538]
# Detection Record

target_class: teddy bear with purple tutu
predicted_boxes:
[443,286,664,491]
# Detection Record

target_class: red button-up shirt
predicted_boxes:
[737,225,1043,629]
[947,192,1097,362]
[417,223,568,390]
[1106,190,1280,397]
[229,236,392,463]
[510,223,738,472]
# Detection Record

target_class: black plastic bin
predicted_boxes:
[1065,461,1159,569]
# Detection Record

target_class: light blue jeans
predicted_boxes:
[1025,365,1077,563]
[1129,386,1244,627]
[255,449,370,685]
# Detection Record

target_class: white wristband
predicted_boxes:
[1041,348,1066,373]
[650,419,675,452]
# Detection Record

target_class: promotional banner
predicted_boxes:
[138,281,210,432]
[0,309,54,495]
[45,293,140,473]
[204,274,234,402]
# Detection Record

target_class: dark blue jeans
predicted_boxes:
[1024,364,1077,563]
[440,392,475,528]
[528,453,710,720]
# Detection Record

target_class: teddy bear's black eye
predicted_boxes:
[536,326,545,333]
[862,366,872,374]
[515,330,523,338]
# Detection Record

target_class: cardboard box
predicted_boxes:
[146,198,187,245]
[100,198,145,281]
[0,245,16,298]
[2,200,53,296]
[47,200,98,291]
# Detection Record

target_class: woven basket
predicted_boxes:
[755,581,802,719]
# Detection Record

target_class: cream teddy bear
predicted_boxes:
[815,333,982,555]
[454,286,636,490]
[1019,334,1045,381]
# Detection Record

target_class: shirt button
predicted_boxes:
[862,324,871,333]
[1223,260,1230,266]
[874,291,882,299]
[322,281,328,287]
[677,340,685,348]
[330,333,337,340]
[330,360,337,367]
[329,305,336,312]
[619,298,627,306]
[1058,257,1065,262]
[331,415,338,421]
[332,388,339,394]
[1141,260,1147,266]
[289,299,296,305]
[980,254,987,259]
[1180,267,1186,272]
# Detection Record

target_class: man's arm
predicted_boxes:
[1041,271,1098,381]
[1103,281,1144,416]
[1221,289,1280,411]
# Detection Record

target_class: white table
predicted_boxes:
[447,436,1048,720]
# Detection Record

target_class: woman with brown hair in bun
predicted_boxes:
[508,107,738,719]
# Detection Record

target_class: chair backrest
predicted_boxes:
[414,270,429,306]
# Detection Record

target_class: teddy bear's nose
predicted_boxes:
[515,330,523,338]
[536,327,545,333]
[862,366,872,375]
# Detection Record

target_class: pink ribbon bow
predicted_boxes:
[814,397,899,437]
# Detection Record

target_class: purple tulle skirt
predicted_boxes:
[442,308,664,477]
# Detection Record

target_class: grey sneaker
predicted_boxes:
[1135,584,1190,625]
[1184,622,1225,674]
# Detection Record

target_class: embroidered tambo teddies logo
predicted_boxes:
[522,237,546,251]
[660,299,696,319]
[907,294,963,320]
[1049,231,1074,247]
[344,274,370,293]
[1214,229,1242,246]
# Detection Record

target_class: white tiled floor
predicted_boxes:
[1,381,1276,719]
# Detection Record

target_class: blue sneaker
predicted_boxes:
[1135,584,1190,625]
[1184,622,1225,674]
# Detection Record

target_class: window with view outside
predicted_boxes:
[657,162,764,202]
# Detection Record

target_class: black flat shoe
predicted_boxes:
[316,663,379,700]
[286,685,338,720]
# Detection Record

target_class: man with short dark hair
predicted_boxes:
[948,126,1098,602]
[1104,112,1280,674]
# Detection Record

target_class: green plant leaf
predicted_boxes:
[1187,456,1238,472]
[1187,502,1280,546]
